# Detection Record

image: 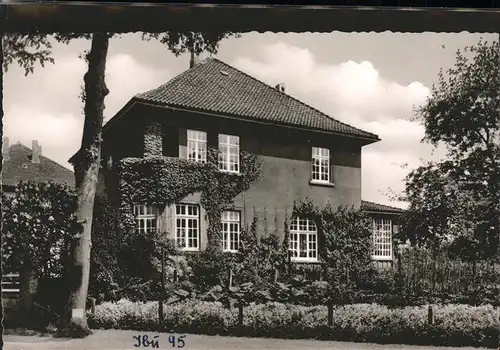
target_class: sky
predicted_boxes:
[3,31,498,208]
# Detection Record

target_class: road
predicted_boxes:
[3,330,492,350]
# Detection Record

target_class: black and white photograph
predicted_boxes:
[1,4,500,350]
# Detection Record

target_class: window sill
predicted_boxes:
[309,180,335,188]
[180,248,201,253]
[371,256,393,262]
[218,169,241,176]
[290,258,320,264]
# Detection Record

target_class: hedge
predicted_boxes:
[88,299,500,348]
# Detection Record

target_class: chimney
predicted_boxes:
[275,83,286,93]
[189,46,202,69]
[2,137,10,161]
[189,49,195,68]
[32,140,41,164]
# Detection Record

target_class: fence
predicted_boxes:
[2,273,21,294]
[2,274,21,324]
[392,248,500,297]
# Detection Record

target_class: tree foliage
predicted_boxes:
[142,31,239,56]
[1,181,80,279]
[2,34,55,75]
[402,39,500,261]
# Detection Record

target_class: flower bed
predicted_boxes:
[88,299,500,348]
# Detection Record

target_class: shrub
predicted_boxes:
[89,299,158,330]
[235,216,288,287]
[187,245,239,291]
[292,200,373,303]
[89,300,500,348]
[89,195,183,302]
[1,181,79,279]
[89,196,122,301]
[187,215,289,293]
[1,181,79,319]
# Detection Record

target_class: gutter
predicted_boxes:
[363,210,405,216]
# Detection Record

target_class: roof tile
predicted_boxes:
[2,143,75,188]
[135,58,379,141]
[361,200,405,214]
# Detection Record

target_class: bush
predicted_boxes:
[90,196,122,301]
[292,200,373,303]
[89,300,500,348]
[237,216,288,287]
[187,245,239,291]
[1,181,79,279]
[90,195,183,302]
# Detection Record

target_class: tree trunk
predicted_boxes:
[59,32,109,337]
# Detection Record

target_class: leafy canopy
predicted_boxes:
[402,39,500,260]
[142,31,239,56]
[2,34,55,76]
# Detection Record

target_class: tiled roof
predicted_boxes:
[134,58,379,142]
[2,143,75,188]
[361,200,405,214]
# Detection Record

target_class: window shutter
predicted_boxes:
[207,132,218,148]
[393,224,400,235]
[178,128,187,159]
[179,128,187,146]
[162,124,177,157]
[329,149,334,183]
[200,206,208,250]
[157,205,166,234]
[164,204,176,241]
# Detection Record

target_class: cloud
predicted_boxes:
[4,55,87,118]
[233,41,434,207]
[4,51,173,169]
[104,53,172,120]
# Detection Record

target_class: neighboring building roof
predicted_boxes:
[361,200,405,214]
[126,58,379,142]
[2,142,75,188]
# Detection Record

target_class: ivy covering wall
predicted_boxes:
[116,147,261,248]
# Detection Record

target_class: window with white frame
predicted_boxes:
[218,134,240,173]
[311,147,330,182]
[175,204,200,251]
[289,217,318,262]
[134,205,158,234]
[187,130,207,163]
[372,218,392,260]
[221,211,240,252]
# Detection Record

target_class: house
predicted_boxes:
[2,138,75,195]
[97,57,404,265]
